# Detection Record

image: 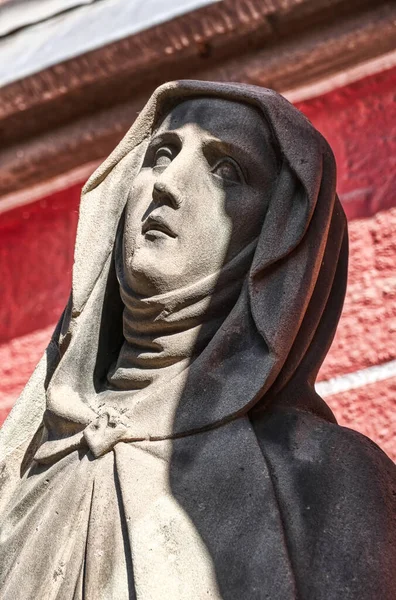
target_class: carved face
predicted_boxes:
[122,98,278,295]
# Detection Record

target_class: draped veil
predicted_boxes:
[0,80,346,457]
[1,81,395,600]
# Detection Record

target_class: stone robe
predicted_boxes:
[0,81,395,599]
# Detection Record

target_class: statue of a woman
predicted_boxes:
[1,81,395,600]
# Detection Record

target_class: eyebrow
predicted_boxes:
[149,130,272,178]
[203,136,253,162]
[148,131,181,148]
[202,136,269,179]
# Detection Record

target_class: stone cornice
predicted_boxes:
[1,0,395,201]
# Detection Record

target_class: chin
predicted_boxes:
[130,248,185,295]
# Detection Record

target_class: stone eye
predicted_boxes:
[212,158,243,183]
[153,146,174,168]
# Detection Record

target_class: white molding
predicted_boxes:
[316,360,396,397]
[0,159,101,215]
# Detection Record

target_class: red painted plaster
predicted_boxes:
[318,208,396,380]
[0,184,80,343]
[326,376,396,463]
[0,324,54,403]
[296,66,396,220]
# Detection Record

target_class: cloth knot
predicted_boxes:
[34,408,132,465]
[83,409,129,458]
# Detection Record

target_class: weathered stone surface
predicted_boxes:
[1,82,395,598]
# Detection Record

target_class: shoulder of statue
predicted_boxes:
[251,406,396,490]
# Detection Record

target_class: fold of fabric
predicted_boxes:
[2,412,395,600]
[108,237,257,393]
[1,80,395,600]
[1,81,345,460]
[0,420,299,600]
[32,81,346,443]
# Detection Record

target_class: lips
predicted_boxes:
[142,215,177,238]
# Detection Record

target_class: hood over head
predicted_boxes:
[0,80,348,470]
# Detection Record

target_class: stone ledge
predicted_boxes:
[0,0,395,201]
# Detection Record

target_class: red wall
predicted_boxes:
[296,66,396,220]
[1,66,395,458]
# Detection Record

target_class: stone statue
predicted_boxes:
[0,81,395,600]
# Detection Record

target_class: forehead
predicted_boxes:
[156,98,272,153]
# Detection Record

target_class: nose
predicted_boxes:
[152,180,180,209]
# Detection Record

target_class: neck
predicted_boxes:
[108,240,257,392]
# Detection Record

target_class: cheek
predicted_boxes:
[183,177,234,239]
[125,172,154,226]
[128,171,154,216]
[175,178,234,273]
[123,171,154,253]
